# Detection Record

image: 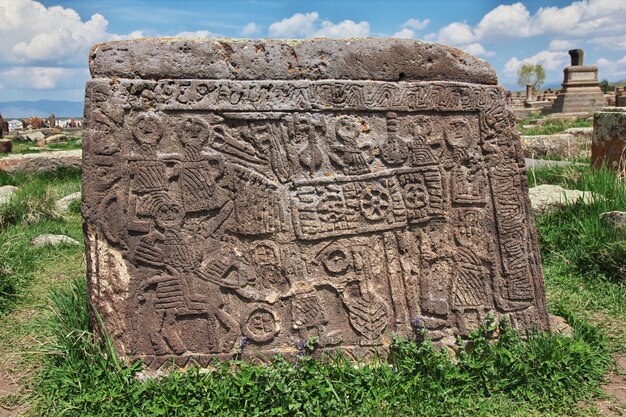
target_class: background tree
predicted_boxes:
[599,79,610,93]
[517,64,546,92]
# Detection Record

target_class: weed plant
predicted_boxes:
[518,118,592,136]
[30,278,610,417]
[0,168,82,313]
[532,166,626,282]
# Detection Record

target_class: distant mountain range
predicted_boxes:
[0,100,84,118]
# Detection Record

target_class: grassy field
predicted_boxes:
[0,165,624,416]
[517,117,593,136]
[0,138,83,158]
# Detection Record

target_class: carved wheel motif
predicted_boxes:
[243,306,280,343]
[323,248,351,274]
[359,184,391,221]
[403,182,429,209]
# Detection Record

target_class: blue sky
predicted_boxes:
[1,0,625,102]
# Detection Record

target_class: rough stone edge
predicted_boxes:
[89,38,497,85]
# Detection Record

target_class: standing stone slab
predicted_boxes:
[83,38,549,370]
[592,107,626,175]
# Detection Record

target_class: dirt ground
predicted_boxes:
[597,354,626,416]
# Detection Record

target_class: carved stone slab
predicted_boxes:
[83,39,549,370]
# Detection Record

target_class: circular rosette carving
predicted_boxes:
[402,182,429,210]
[242,305,281,343]
[359,184,391,221]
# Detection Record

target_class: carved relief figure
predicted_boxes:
[328,116,371,175]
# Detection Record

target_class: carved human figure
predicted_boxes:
[451,210,492,309]
[134,192,241,352]
[128,112,168,194]
[329,116,370,175]
[177,116,231,213]
[407,116,439,166]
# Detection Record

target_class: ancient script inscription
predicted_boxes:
[84,74,548,369]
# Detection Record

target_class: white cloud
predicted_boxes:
[595,55,626,80]
[392,28,416,39]
[437,22,476,45]
[589,35,626,51]
[401,18,429,31]
[549,39,576,51]
[268,12,320,38]
[173,30,221,39]
[0,66,84,89]
[240,22,260,37]
[0,0,143,67]
[504,50,569,76]
[462,43,495,57]
[432,0,626,46]
[268,12,370,38]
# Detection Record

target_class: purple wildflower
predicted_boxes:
[239,336,248,354]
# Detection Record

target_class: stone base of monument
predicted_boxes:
[592,107,626,175]
[546,91,606,114]
[82,38,550,370]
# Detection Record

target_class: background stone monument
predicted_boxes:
[548,49,605,113]
[593,107,626,175]
[83,38,549,370]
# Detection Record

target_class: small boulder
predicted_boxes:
[528,184,596,213]
[0,185,19,205]
[0,139,12,153]
[55,192,81,212]
[549,314,573,337]
[600,211,626,233]
[520,134,581,159]
[44,134,68,145]
[32,234,80,247]
[15,130,45,142]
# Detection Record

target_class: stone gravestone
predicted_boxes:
[547,48,605,113]
[592,107,626,175]
[83,39,549,370]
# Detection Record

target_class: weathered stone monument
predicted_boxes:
[0,113,4,139]
[83,39,549,370]
[548,49,605,113]
[48,113,56,128]
[593,107,626,175]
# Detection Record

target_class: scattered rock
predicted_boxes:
[0,139,12,153]
[528,184,596,212]
[55,192,81,212]
[14,130,44,142]
[521,124,534,129]
[75,138,82,146]
[32,234,80,247]
[547,112,592,122]
[549,314,574,337]
[43,134,68,145]
[600,211,626,233]
[0,150,82,173]
[0,185,19,206]
[520,134,580,159]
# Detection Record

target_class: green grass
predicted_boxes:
[0,166,624,416]
[518,118,592,136]
[532,166,626,283]
[0,137,82,157]
[0,168,82,313]
[29,282,610,417]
